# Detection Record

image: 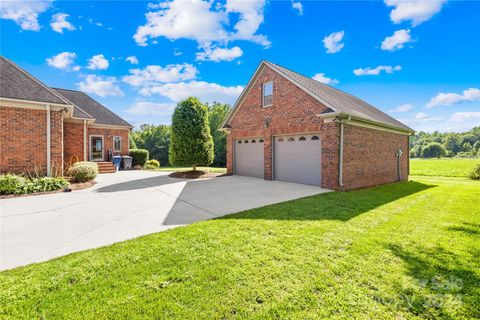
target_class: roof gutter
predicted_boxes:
[317,112,415,135]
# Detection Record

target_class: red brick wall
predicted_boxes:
[0,106,63,175]
[64,121,85,164]
[226,65,340,190]
[342,125,409,190]
[87,127,130,161]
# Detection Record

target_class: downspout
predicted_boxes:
[83,119,87,161]
[46,104,51,176]
[339,121,344,190]
[337,115,351,191]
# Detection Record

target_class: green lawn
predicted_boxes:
[152,166,227,173]
[410,158,479,177]
[1,175,479,319]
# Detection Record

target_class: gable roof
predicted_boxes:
[53,88,132,127]
[224,60,414,133]
[0,56,70,105]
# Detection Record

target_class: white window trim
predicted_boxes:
[89,135,104,162]
[262,81,273,107]
[113,136,122,152]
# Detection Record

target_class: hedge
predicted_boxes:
[68,161,98,183]
[0,174,69,195]
[130,149,149,167]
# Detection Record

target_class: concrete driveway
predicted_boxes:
[1,171,330,270]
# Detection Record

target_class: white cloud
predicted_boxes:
[224,0,270,47]
[353,65,401,76]
[381,29,412,51]
[312,73,339,85]
[77,75,124,97]
[322,31,345,54]
[391,103,414,112]
[385,0,446,27]
[50,13,75,33]
[415,112,430,120]
[450,112,480,122]
[426,88,480,108]
[123,63,198,86]
[88,18,103,27]
[126,101,175,116]
[0,0,51,31]
[87,54,109,70]
[291,1,303,15]
[139,81,243,105]
[196,46,243,62]
[133,0,269,48]
[46,52,80,71]
[126,56,139,65]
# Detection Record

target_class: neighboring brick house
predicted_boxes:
[222,61,414,190]
[0,56,132,176]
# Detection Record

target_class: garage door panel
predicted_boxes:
[274,134,321,186]
[235,138,264,178]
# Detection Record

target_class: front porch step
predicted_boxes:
[96,161,116,174]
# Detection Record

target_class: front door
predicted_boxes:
[91,136,104,161]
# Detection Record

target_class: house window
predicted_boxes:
[113,136,121,152]
[263,81,273,107]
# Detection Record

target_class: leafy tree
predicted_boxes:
[169,97,214,171]
[443,134,461,154]
[208,102,231,167]
[129,134,137,149]
[421,142,447,158]
[473,140,480,152]
[410,145,422,158]
[131,124,170,166]
[462,142,473,153]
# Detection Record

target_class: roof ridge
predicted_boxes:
[0,56,71,105]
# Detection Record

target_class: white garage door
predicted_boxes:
[274,134,322,186]
[235,138,264,178]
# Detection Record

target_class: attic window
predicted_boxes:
[263,81,273,107]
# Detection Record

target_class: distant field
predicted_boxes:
[410,158,479,177]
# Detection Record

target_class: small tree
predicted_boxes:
[169,97,214,171]
[421,142,447,158]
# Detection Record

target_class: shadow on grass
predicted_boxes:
[447,223,480,236]
[220,181,435,222]
[388,244,480,319]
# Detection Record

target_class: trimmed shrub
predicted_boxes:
[146,159,160,169]
[169,97,214,170]
[468,164,480,180]
[0,174,69,195]
[130,149,149,167]
[0,174,28,195]
[68,162,98,183]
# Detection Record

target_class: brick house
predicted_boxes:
[0,56,132,176]
[222,61,414,190]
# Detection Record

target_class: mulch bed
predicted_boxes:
[0,180,96,199]
[168,170,225,179]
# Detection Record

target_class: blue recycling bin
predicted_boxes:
[113,156,122,171]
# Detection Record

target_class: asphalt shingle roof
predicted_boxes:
[264,61,413,132]
[52,88,132,127]
[0,56,68,105]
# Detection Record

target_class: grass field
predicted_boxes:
[152,166,227,173]
[1,173,479,319]
[410,158,479,177]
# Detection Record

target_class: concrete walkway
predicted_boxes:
[1,171,330,270]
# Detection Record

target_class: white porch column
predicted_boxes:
[83,119,87,161]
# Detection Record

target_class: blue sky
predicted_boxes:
[1,0,479,132]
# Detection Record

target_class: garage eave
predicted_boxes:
[318,112,415,135]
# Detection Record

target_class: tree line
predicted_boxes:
[130,99,231,167]
[409,126,480,158]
